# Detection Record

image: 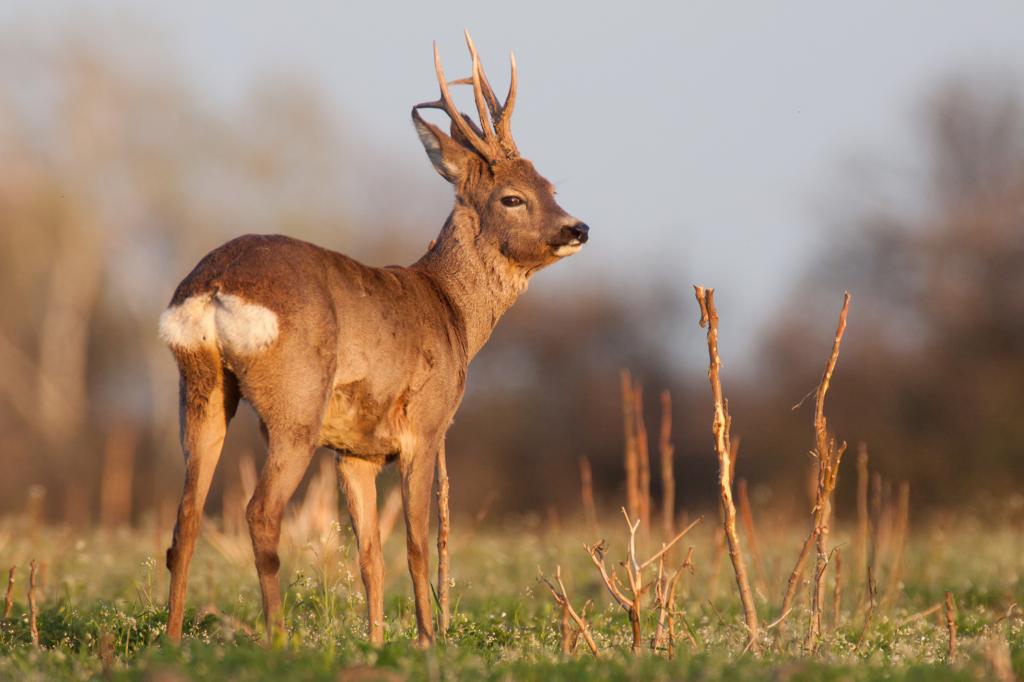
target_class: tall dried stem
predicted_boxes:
[633,384,652,532]
[856,444,869,606]
[3,566,13,619]
[659,390,676,541]
[945,591,957,663]
[882,481,910,609]
[621,369,640,521]
[578,456,598,533]
[28,560,39,647]
[803,292,851,654]
[694,286,760,654]
[737,478,768,596]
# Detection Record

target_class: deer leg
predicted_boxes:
[400,441,439,647]
[337,455,385,646]
[245,431,318,640]
[166,360,238,643]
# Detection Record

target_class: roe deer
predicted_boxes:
[158,32,588,646]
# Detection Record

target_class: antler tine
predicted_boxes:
[463,31,498,146]
[493,51,518,157]
[426,41,495,161]
[463,32,501,121]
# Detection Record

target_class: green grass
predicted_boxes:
[0,511,1022,680]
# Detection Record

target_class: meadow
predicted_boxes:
[1,477,1021,681]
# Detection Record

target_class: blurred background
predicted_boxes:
[1,1,1022,525]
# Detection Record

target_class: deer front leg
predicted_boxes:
[337,455,385,646]
[399,438,439,647]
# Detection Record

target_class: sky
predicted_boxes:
[4,0,1024,365]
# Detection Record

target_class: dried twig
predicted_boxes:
[3,566,13,619]
[633,383,652,532]
[898,602,942,626]
[802,293,851,654]
[856,567,877,649]
[28,559,39,647]
[945,591,957,663]
[662,547,696,658]
[436,442,451,639]
[736,479,768,597]
[832,549,842,630]
[856,444,869,603]
[659,389,676,542]
[578,456,598,533]
[621,369,640,521]
[694,286,760,654]
[539,566,600,656]
[883,482,910,610]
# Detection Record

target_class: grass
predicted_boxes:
[0,506,1022,681]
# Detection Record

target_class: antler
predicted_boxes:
[413,31,519,163]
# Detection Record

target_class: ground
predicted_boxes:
[1,500,1022,681]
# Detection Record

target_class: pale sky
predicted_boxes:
[5,0,1024,366]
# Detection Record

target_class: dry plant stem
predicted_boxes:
[539,566,599,656]
[663,547,696,657]
[578,456,598,533]
[945,591,957,663]
[28,559,39,647]
[832,549,842,630]
[436,442,451,638]
[633,384,651,532]
[803,292,851,654]
[694,286,760,654]
[883,481,911,609]
[737,479,768,595]
[586,509,701,655]
[621,369,640,521]
[856,444,869,598]
[659,389,676,541]
[3,566,13,619]
[856,567,877,650]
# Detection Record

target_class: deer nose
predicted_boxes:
[563,222,589,244]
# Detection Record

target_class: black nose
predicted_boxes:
[563,222,589,244]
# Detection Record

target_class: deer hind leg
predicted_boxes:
[165,350,239,643]
[399,437,439,647]
[245,424,319,639]
[337,455,385,646]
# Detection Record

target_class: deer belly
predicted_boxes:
[318,380,401,457]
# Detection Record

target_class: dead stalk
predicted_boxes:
[3,566,13,619]
[539,566,600,656]
[737,478,768,596]
[657,547,696,656]
[659,390,676,542]
[856,567,877,650]
[633,383,652,532]
[693,286,760,654]
[586,508,701,655]
[883,481,910,609]
[945,591,957,663]
[856,444,869,600]
[436,442,451,638]
[578,456,598,533]
[28,559,39,647]
[621,369,640,521]
[832,548,842,630]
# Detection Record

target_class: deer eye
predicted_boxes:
[500,195,524,207]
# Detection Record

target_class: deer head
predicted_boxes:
[412,32,589,272]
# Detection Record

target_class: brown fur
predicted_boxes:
[162,39,587,648]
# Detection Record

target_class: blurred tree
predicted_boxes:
[752,75,1024,506]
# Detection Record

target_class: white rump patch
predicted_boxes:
[213,293,279,353]
[158,295,215,349]
[158,293,279,353]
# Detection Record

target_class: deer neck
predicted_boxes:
[415,206,529,360]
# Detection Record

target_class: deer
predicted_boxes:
[157,32,589,647]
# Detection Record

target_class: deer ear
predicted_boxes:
[412,109,478,184]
